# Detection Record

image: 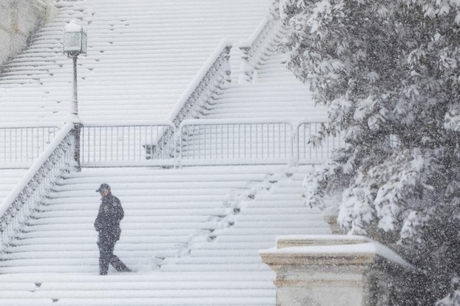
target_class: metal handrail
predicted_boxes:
[80,122,177,167]
[0,120,345,168]
[0,122,76,251]
[296,121,344,162]
[179,119,294,165]
[0,125,60,169]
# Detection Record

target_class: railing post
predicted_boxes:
[291,123,299,165]
[72,123,82,171]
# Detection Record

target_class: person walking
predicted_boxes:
[94,183,131,275]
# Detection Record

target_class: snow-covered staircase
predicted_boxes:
[161,166,330,273]
[204,82,326,120]
[204,32,327,120]
[0,1,334,305]
[0,273,275,306]
[0,166,285,274]
[0,165,328,305]
[0,0,268,124]
[179,27,333,162]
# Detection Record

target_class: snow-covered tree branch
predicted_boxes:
[279,0,460,303]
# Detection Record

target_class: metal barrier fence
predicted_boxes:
[1,120,345,168]
[81,122,176,167]
[0,125,58,168]
[179,119,294,165]
[297,122,343,163]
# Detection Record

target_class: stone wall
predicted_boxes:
[0,0,57,65]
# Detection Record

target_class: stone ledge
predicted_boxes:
[263,235,412,269]
[260,235,414,306]
[276,234,369,248]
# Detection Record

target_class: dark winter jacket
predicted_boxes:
[94,193,124,234]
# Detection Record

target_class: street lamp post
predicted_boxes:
[63,20,87,171]
[63,19,87,116]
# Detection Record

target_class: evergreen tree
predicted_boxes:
[279,0,460,302]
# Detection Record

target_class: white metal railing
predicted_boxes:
[0,122,76,252]
[79,120,343,166]
[0,121,345,168]
[179,119,294,165]
[297,122,344,163]
[179,119,344,166]
[0,124,59,168]
[81,121,176,167]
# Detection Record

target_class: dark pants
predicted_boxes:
[97,230,130,275]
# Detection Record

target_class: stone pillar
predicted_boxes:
[260,235,414,306]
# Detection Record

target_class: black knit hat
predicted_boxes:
[96,183,111,192]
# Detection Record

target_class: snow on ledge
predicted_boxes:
[276,234,372,243]
[260,235,414,270]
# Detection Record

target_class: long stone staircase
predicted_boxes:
[0,165,329,305]
[0,166,287,274]
[0,0,267,124]
[0,0,333,305]
[206,52,327,120]
[161,166,330,273]
[1,273,276,306]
